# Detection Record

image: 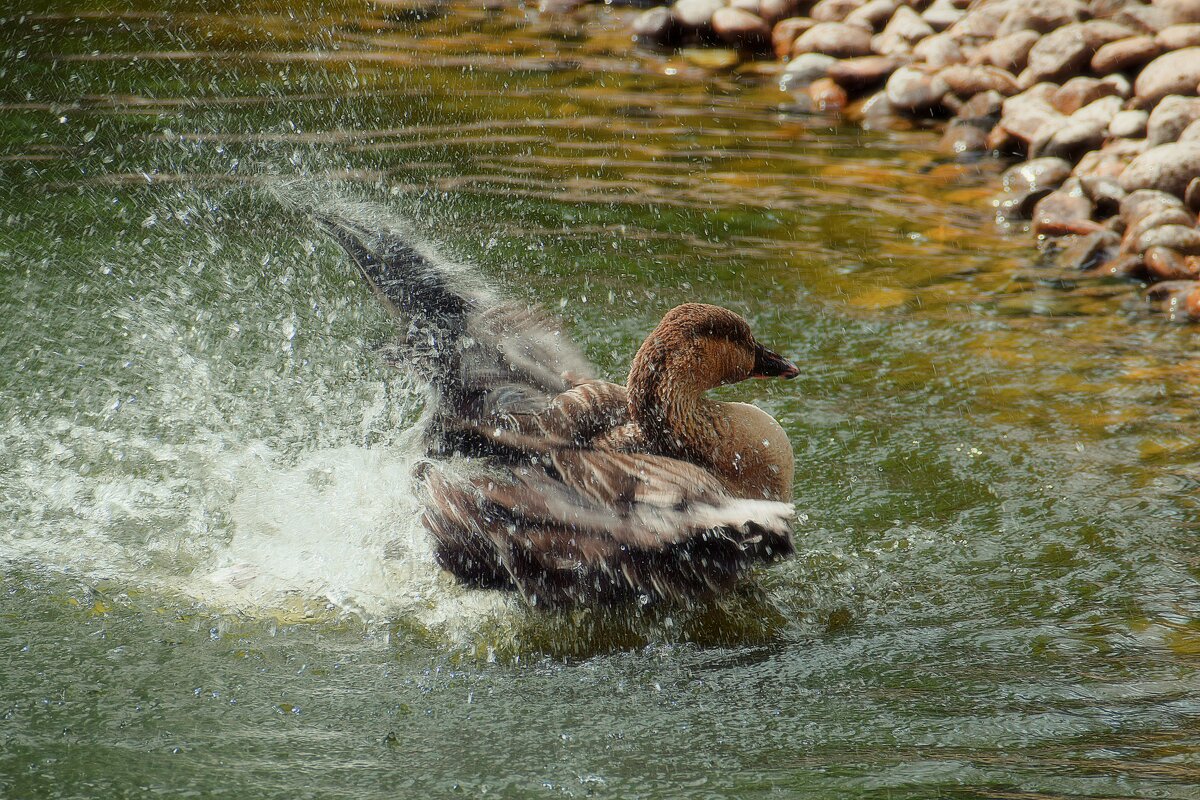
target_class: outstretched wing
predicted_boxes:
[315,214,596,424]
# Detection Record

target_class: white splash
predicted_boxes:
[184,436,514,629]
[0,403,515,640]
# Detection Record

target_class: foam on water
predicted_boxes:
[185,435,514,630]
[1,368,515,642]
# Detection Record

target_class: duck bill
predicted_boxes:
[752,343,800,379]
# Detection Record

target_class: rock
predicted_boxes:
[1130,200,1195,227]
[1135,224,1200,255]
[1183,118,1200,141]
[1147,280,1200,320]
[794,21,875,56]
[760,0,803,25]
[922,0,964,32]
[633,7,680,45]
[938,64,1020,98]
[940,91,1004,153]
[1032,179,1099,237]
[1100,73,1133,99]
[1124,207,1196,249]
[995,157,1073,219]
[673,0,726,30]
[779,52,838,90]
[1109,109,1150,139]
[996,0,1087,37]
[730,0,800,25]
[971,30,1040,73]
[1142,245,1199,279]
[858,89,897,119]
[885,65,950,112]
[940,120,991,155]
[1004,156,1074,193]
[1154,0,1200,26]
[1073,135,1146,179]
[811,0,868,23]
[1120,141,1200,196]
[1113,5,1174,35]
[958,88,1005,121]
[1055,228,1121,271]
[947,0,1013,40]
[1156,24,1200,51]
[1146,95,1200,147]
[912,32,964,68]
[998,83,1065,146]
[1135,49,1200,106]
[1074,151,1125,180]
[995,187,1049,221]
[1079,175,1127,216]
[773,17,817,58]
[1032,96,1123,161]
[827,55,904,91]
[1052,77,1120,115]
[808,76,850,110]
[1090,0,1130,18]
[1090,36,1162,75]
[940,92,966,116]
[1120,188,1185,227]
[1186,176,1200,213]
[845,0,900,31]
[1023,21,1137,85]
[985,125,1019,154]
[872,6,934,55]
[1087,253,1144,278]
[712,7,773,47]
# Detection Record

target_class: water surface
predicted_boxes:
[3,2,1200,797]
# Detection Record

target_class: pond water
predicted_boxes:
[3,2,1200,797]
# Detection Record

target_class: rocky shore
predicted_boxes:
[581,0,1200,321]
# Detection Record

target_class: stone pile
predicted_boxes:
[627,0,1200,321]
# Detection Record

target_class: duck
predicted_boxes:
[315,214,800,610]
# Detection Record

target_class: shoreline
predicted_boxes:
[552,0,1200,322]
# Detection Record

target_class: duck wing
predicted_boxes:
[421,448,794,609]
[314,214,595,429]
[439,378,632,458]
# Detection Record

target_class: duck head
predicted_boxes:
[626,303,798,450]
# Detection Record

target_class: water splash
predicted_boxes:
[2,398,515,632]
[185,434,516,630]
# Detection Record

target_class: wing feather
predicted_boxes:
[420,453,794,608]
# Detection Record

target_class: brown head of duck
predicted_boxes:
[626,303,799,502]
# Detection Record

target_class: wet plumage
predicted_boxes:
[316,214,799,609]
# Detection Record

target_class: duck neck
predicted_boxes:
[627,351,718,460]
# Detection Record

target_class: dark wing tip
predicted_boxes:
[312,213,383,275]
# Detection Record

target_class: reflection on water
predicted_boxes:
[2,1,1200,798]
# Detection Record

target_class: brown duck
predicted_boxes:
[317,215,799,610]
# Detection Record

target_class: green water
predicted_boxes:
[3,2,1200,797]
